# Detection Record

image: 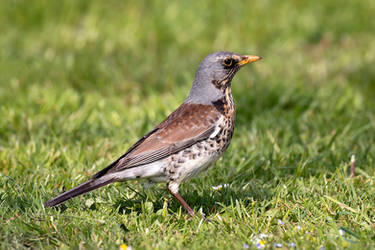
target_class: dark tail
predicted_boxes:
[44,177,114,207]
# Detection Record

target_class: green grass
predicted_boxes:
[1,0,375,249]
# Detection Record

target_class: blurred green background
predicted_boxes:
[1,0,375,249]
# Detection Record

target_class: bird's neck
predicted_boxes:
[184,80,224,105]
[211,87,235,118]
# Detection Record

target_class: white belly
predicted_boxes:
[107,159,167,181]
[176,153,220,181]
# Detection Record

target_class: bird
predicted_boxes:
[44,51,262,217]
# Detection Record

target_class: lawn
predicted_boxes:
[1,0,375,249]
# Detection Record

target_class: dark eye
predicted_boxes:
[222,58,234,67]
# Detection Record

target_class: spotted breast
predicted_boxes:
[163,88,236,186]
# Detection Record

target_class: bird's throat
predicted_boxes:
[212,88,235,118]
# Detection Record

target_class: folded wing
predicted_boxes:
[94,103,221,178]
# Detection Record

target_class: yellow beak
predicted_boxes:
[237,55,262,66]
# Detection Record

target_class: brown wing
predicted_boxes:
[94,103,221,178]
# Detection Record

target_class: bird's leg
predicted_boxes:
[167,183,195,217]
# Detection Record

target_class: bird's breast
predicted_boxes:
[165,115,235,183]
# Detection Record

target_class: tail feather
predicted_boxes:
[44,177,114,207]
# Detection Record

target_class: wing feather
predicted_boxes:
[96,103,221,177]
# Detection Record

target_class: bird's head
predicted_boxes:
[186,51,262,104]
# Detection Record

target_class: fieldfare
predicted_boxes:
[44,51,262,217]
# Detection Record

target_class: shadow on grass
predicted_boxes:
[113,181,271,216]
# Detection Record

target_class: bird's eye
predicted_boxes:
[222,58,234,67]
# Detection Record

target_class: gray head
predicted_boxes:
[185,51,261,104]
